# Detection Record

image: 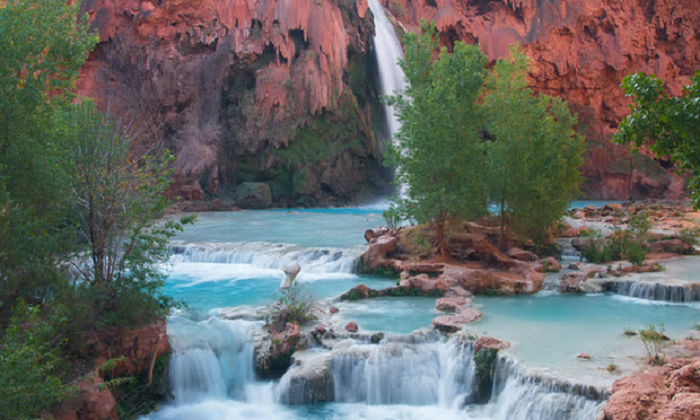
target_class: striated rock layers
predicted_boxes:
[78,0,389,207]
[386,0,699,201]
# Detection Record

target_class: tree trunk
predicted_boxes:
[499,205,510,251]
[435,214,450,259]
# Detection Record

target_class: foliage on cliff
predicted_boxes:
[63,102,195,327]
[0,302,76,420]
[0,1,190,417]
[386,22,585,251]
[614,71,700,206]
[0,0,97,317]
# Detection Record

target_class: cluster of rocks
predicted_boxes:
[361,227,558,298]
[432,296,482,333]
[570,201,689,228]
[604,343,700,419]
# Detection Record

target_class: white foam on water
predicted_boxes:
[330,339,475,407]
[170,242,363,275]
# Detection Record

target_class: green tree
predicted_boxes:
[386,21,489,257]
[0,0,97,312]
[484,45,585,248]
[64,102,194,327]
[614,71,700,206]
[0,301,76,420]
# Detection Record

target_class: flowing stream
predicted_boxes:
[136,207,700,419]
[137,3,700,416]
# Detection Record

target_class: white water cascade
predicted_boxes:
[478,358,607,420]
[145,315,609,420]
[368,0,407,140]
[170,242,361,274]
[167,316,273,404]
[330,339,475,406]
[606,280,700,302]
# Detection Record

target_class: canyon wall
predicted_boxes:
[385,0,698,200]
[79,0,699,205]
[78,0,390,207]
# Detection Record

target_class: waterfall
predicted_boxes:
[605,280,700,302]
[169,242,361,274]
[368,0,407,141]
[331,340,475,406]
[479,357,606,420]
[157,317,613,420]
[167,316,271,404]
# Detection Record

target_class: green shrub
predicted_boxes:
[111,350,172,420]
[629,211,652,241]
[626,241,647,266]
[473,348,499,403]
[678,227,700,248]
[640,322,669,365]
[382,208,402,229]
[0,301,76,420]
[270,283,315,327]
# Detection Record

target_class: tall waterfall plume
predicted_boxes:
[368,0,406,142]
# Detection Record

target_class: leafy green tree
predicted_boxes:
[0,301,76,420]
[386,21,489,257]
[63,102,195,327]
[0,0,97,312]
[614,72,700,206]
[484,45,585,248]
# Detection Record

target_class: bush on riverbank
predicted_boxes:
[581,228,648,266]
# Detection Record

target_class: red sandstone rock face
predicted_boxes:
[604,357,700,420]
[79,0,385,206]
[388,0,698,200]
[52,373,118,420]
[82,319,169,377]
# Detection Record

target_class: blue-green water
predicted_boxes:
[467,293,699,384]
[164,267,394,313]
[153,205,700,420]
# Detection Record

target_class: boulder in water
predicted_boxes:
[435,296,469,311]
[508,247,539,262]
[281,263,301,289]
[535,257,562,273]
[474,336,510,353]
[234,182,272,209]
[278,354,334,404]
[432,316,463,333]
[370,332,385,344]
[345,321,358,332]
[455,307,482,323]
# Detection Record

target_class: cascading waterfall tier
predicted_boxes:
[169,242,361,274]
[605,279,700,302]
[331,339,475,406]
[167,316,274,404]
[481,357,607,420]
[368,0,406,140]
[277,336,475,406]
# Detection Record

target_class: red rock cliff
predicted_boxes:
[79,0,389,206]
[385,0,698,201]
